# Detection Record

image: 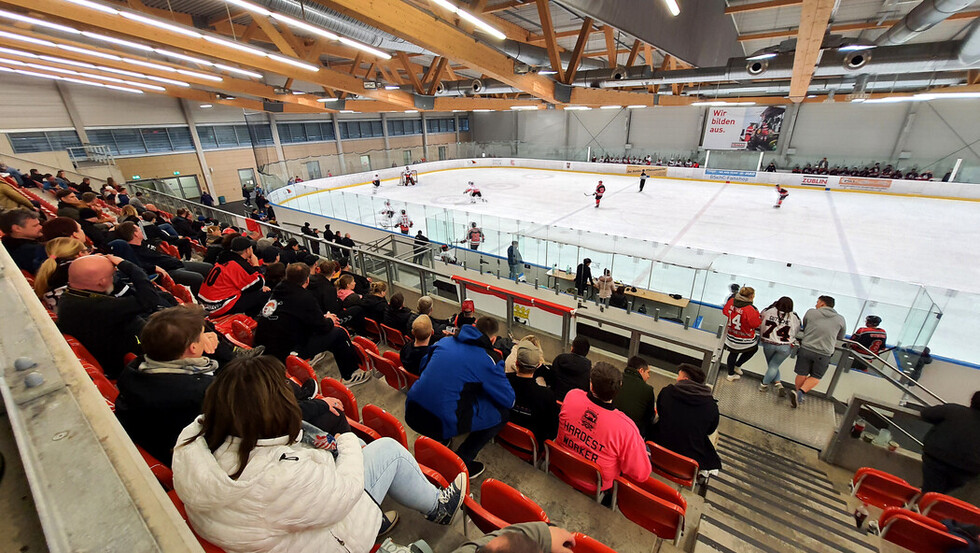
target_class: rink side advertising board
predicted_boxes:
[704,169,757,182]
[626,165,668,176]
[800,176,829,187]
[701,105,786,151]
[839,177,892,190]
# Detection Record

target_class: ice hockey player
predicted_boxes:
[592,180,606,208]
[371,173,381,194]
[397,209,413,235]
[439,244,458,265]
[638,170,648,192]
[402,166,416,186]
[774,185,789,208]
[460,221,484,250]
[463,181,486,203]
[851,315,887,372]
[380,200,395,225]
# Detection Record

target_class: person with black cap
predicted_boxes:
[300,222,320,255]
[198,237,270,317]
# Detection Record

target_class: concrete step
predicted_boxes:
[709,469,855,528]
[694,515,770,553]
[698,506,866,553]
[719,433,833,483]
[716,445,845,505]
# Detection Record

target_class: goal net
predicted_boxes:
[400,170,419,186]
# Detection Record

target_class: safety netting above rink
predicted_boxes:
[266,157,971,363]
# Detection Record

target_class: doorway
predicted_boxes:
[306,161,322,180]
[438,145,447,161]
[238,168,256,189]
[359,155,371,171]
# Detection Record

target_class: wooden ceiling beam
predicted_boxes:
[789,0,835,102]
[397,51,425,93]
[482,1,525,14]
[626,39,642,67]
[725,0,802,15]
[527,28,591,44]
[603,25,617,68]
[426,57,449,94]
[251,17,300,57]
[739,10,980,41]
[562,16,593,85]
[535,0,565,82]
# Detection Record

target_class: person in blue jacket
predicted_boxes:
[405,316,515,478]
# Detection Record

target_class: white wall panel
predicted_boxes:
[67,84,185,127]
[788,102,906,159]
[0,79,72,130]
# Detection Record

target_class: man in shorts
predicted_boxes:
[791,295,846,408]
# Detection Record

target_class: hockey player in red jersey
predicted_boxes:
[774,185,789,208]
[463,181,486,203]
[851,315,887,371]
[397,209,413,234]
[592,180,606,208]
[402,166,416,186]
[460,222,484,250]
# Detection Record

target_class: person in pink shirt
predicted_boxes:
[556,362,652,500]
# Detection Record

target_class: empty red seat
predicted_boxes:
[414,435,468,489]
[209,313,256,335]
[362,404,408,448]
[352,335,380,356]
[363,318,383,342]
[380,323,408,348]
[646,441,698,490]
[879,507,968,553]
[285,355,318,394]
[918,492,980,527]
[851,467,920,511]
[544,439,602,502]
[80,360,118,409]
[495,422,540,465]
[366,350,405,391]
[463,478,549,536]
[570,532,616,553]
[613,476,686,547]
[231,319,253,347]
[319,377,360,422]
[137,445,173,491]
[349,419,382,443]
[351,342,372,374]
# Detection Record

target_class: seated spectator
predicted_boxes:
[337,274,360,306]
[507,342,559,446]
[75,177,93,195]
[0,162,26,186]
[556,362,651,498]
[78,207,111,251]
[649,364,722,476]
[54,170,73,189]
[172,356,468,552]
[408,295,450,337]
[308,259,341,313]
[359,280,388,325]
[338,257,370,294]
[449,298,477,328]
[117,205,139,224]
[548,335,592,400]
[57,255,169,378]
[405,316,515,477]
[0,208,44,272]
[54,189,82,221]
[254,263,368,387]
[0,177,34,212]
[109,222,213,294]
[383,292,412,332]
[23,169,44,188]
[129,191,146,213]
[279,238,303,264]
[42,173,64,192]
[920,391,980,494]
[613,356,657,438]
[401,314,434,376]
[34,237,87,309]
[171,208,205,243]
[116,187,130,206]
[504,335,543,374]
[608,285,629,310]
[453,521,575,553]
[262,261,286,291]
[41,216,86,243]
[198,237,270,317]
[259,246,280,267]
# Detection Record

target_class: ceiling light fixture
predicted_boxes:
[627,104,647,109]
[176,68,223,81]
[599,105,621,109]
[213,63,263,79]
[384,84,400,90]
[538,70,558,75]
[119,12,203,38]
[429,0,506,40]
[63,0,120,15]
[563,106,591,110]
[510,105,539,110]
[316,97,339,102]
[0,63,143,93]
[200,103,213,108]
[663,0,681,17]
[746,52,778,61]
[0,9,81,35]
[472,108,494,112]
[81,31,153,51]
[839,43,876,52]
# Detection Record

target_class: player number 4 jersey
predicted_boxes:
[723,298,762,349]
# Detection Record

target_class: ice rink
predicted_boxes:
[281,167,980,363]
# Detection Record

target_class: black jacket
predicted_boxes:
[550,352,592,400]
[80,220,110,250]
[1,236,43,273]
[359,294,387,325]
[400,342,431,376]
[507,373,559,445]
[307,273,341,314]
[649,380,722,471]
[383,305,412,333]
[574,263,593,289]
[254,282,334,361]
[131,242,184,272]
[171,216,199,238]
[922,404,980,473]
[614,367,656,437]
[341,269,370,295]
[56,261,164,378]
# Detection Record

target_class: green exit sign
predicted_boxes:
[173,171,180,175]
[132,175,141,180]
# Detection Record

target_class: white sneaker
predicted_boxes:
[734,366,743,375]
[758,383,769,392]
[342,370,371,388]
[726,374,740,382]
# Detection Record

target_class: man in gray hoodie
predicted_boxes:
[791,295,846,408]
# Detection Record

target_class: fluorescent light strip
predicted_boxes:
[599,105,621,109]
[663,0,680,16]
[0,46,37,58]
[99,66,147,78]
[0,56,26,66]
[203,35,267,56]
[429,0,506,40]
[63,0,119,14]
[119,12,203,38]
[213,63,263,79]
[81,31,153,51]
[0,64,143,93]
[510,105,539,110]
[627,105,646,109]
[746,52,777,61]
[177,68,222,81]
[564,106,591,110]
[200,103,213,108]
[225,0,271,16]
[316,97,339,102]
[270,12,338,41]
[472,108,493,112]
[0,30,50,47]
[155,49,211,66]
[57,43,121,61]
[123,57,176,72]
[267,53,319,72]
[337,36,390,60]
[404,109,419,113]
[23,57,178,90]
[0,9,81,35]
[145,75,190,87]
[40,55,95,69]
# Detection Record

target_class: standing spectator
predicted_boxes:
[300,222,320,255]
[405,316,515,476]
[909,347,932,384]
[0,179,35,211]
[341,232,355,250]
[198,237,270,317]
[597,269,614,309]
[507,342,559,446]
[764,162,777,172]
[401,314,434,376]
[758,296,801,393]
[507,240,523,280]
[574,258,593,298]
[242,184,251,206]
[613,356,656,438]
[413,230,429,266]
[0,208,44,273]
[649,364,722,477]
[791,295,846,408]
[817,157,829,170]
[722,286,761,382]
[172,357,468,553]
[851,315,887,371]
[549,336,592,401]
[199,190,214,207]
[556,362,651,500]
[919,391,980,494]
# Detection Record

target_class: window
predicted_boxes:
[214,126,242,148]
[426,118,455,134]
[140,128,173,153]
[238,168,256,188]
[388,118,422,136]
[338,120,383,140]
[194,124,272,150]
[459,117,470,131]
[82,127,194,156]
[305,160,322,180]
[7,130,82,154]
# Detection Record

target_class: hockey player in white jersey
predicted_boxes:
[463,181,486,203]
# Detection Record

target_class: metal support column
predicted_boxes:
[54,81,90,144]
[267,112,287,167]
[179,99,216,195]
[505,296,514,335]
[560,313,572,349]
[628,330,640,358]
[332,115,346,173]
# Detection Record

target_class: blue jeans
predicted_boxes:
[762,342,792,385]
[362,437,440,515]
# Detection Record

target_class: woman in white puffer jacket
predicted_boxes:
[172,356,467,553]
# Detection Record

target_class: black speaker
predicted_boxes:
[263,101,284,112]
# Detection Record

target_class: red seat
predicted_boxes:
[351,342,373,374]
[285,355,318,394]
[613,476,686,548]
[362,404,408,449]
[495,422,540,465]
[646,441,698,490]
[570,533,616,553]
[231,319,254,347]
[398,366,419,389]
[463,478,549,536]
[209,313,256,335]
[64,335,105,375]
[380,323,408,348]
[382,350,402,368]
[80,360,118,409]
[349,419,382,443]
[366,350,405,391]
[851,467,920,511]
[20,269,34,286]
[158,241,181,259]
[363,318,383,343]
[879,507,968,553]
[352,335,380,356]
[137,445,173,491]
[155,270,194,304]
[319,377,360,422]
[414,435,468,489]
[918,492,980,527]
[166,490,228,552]
[544,439,602,502]
[222,332,251,350]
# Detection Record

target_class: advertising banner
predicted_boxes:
[705,169,757,182]
[702,106,786,151]
[839,177,892,190]
[800,176,829,187]
[626,165,668,176]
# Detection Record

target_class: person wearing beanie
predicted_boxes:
[507,342,559,446]
[722,286,762,382]
[197,237,270,317]
[259,247,281,266]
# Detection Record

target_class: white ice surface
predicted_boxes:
[283,167,980,364]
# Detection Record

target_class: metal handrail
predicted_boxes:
[865,405,925,448]
[838,338,945,405]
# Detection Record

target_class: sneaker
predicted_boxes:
[466,460,485,479]
[379,511,399,537]
[758,383,769,392]
[734,366,743,375]
[726,374,740,382]
[310,350,331,367]
[234,344,266,359]
[797,391,806,404]
[777,385,786,398]
[342,370,371,388]
[789,390,799,408]
[426,472,467,525]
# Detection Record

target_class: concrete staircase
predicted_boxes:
[694,432,876,553]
